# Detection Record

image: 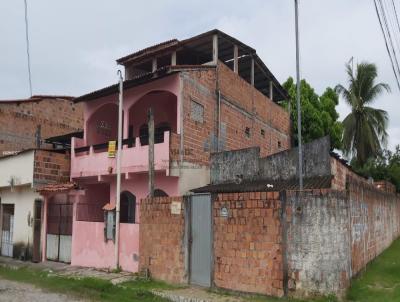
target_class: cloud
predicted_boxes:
[0,0,398,149]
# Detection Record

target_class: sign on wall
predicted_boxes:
[171,201,182,215]
[108,141,116,158]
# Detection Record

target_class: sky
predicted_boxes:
[1,0,399,150]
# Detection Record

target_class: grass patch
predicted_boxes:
[347,238,400,302]
[0,266,172,302]
[208,287,337,302]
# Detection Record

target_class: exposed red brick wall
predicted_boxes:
[374,180,396,193]
[33,150,70,185]
[348,177,400,276]
[0,97,83,156]
[331,157,366,190]
[181,63,291,166]
[139,196,187,284]
[213,191,284,297]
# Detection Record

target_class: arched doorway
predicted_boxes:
[120,191,136,223]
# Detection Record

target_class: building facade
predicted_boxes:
[68,29,291,272]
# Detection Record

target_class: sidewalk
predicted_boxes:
[0,256,134,285]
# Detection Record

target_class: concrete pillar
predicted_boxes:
[233,45,239,74]
[152,58,157,72]
[171,51,177,66]
[41,197,48,262]
[212,34,218,64]
[269,81,274,101]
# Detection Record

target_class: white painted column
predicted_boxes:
[233,45,239,74]
[171,51,177,66]
[41,197,48,262]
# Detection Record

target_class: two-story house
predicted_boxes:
[66,29,291,272]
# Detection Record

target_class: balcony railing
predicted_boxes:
[71,131,172,179]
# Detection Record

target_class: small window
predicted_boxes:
[261,129,265,137]
[278,141,282,149]
[245,127,251,138]
[191,100,204,123]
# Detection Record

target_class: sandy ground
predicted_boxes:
[0,277,84,302]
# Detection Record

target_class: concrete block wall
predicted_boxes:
[213,191,284,297]
[285,190,351,297]
[139,196,188,284]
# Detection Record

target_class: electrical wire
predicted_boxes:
[374,0,400,91]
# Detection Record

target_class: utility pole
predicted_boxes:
[24,0,32,97]
[148,108,155,198]
[295,0,303,190]
[115,70,123,269]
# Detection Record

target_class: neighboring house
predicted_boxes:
[66,29,291,272]
[0,149,70,261]
[0,95,83,156]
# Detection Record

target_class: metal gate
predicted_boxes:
[47,203,72,263]
[190,194,212,287]
[1,205,14,257]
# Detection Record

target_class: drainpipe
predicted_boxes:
[115,70,124,269]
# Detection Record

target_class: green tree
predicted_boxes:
[352,145,400,192]
[282,77,343,149]
[335,61,390,165]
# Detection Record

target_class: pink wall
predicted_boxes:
[86,103,118,146]
[129,91,177,137]
[82,74,180,146]
[71,221,140,272]
[71,173,178,272]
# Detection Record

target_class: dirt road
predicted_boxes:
[0,277,84,302]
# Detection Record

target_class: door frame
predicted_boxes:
[188,193,213,287]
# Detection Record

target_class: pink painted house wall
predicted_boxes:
[70,74,181,272]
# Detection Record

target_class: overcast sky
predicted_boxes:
[1,1,399,150]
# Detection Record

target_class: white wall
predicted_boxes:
[0,186,41,251]
[0,151,34,188]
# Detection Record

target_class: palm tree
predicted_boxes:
[335,61,390,165]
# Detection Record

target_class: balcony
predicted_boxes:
[71,131,174,179]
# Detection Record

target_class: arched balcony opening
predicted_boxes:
[128,91,177,146]
[86,103,122,150]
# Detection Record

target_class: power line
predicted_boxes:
[23,0,33,97]
[374,0,400,91]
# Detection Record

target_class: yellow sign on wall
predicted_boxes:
[108,141,116,158]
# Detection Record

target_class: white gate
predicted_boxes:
[1,214,14,257]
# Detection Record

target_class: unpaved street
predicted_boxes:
[0,277,84,302]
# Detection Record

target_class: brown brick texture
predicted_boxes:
[213,192,284,297]
[33,150,70,185]
[0,97,83,155]
[180,62,291,166]
[139,196,187,284]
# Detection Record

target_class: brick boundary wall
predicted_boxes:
[348,177,400,276]
[139,183,400,299]
[285,189,351,298]
[139,196,188,284]
[213,191,284,297]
